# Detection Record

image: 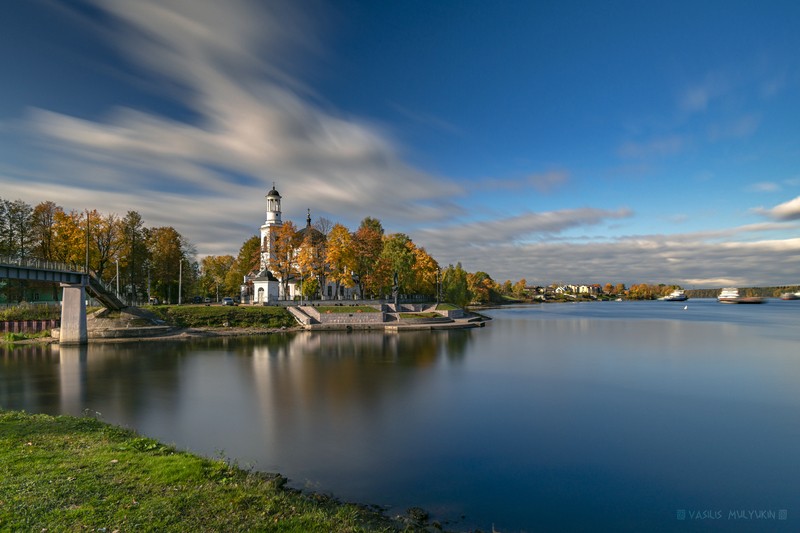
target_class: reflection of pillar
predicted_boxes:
[60,281,88,344]
[58,344,88,415]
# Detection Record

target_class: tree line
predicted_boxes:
[1,197,485,307]
[201,216,479,306]
[1,197,195,304]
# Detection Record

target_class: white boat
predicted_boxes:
[779,292,800,300]
[717,288,766,304]
[658,289,688,301]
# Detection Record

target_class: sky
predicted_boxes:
[1,0,799,288]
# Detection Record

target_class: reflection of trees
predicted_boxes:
[1,330,475,438]
[0,344,62,414]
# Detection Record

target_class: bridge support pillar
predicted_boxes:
[60,282,88,345]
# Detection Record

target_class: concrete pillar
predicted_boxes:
[60,282,88,345]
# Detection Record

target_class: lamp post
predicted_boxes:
[178,258,183,305]
[115,258,120,297]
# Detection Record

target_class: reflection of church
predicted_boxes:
[242,185,357,304]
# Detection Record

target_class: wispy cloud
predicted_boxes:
[5,0,464,254]
[678,72,731,113]
[754,196,800,221]
[617,135,685,159]
[477,170,569,194]
[707,113,761,141]
[747,182,780,193]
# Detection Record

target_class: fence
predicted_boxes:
[1,319,60,334]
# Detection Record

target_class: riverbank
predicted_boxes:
[0,409,443,532]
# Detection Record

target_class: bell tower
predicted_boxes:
[260,184,283,270]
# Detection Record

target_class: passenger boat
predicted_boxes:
[717,288,766,304]
[779,292,800,300]
[658,289,688,301]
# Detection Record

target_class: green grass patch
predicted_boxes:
[399,312,441,319]
[146,305,296,329]
[2,330,52,343]
[435,303,460,311]
[0,410,404,532]
[315,306,381,314]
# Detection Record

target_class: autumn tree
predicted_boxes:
[50,209,86,267]
[352,218,384,298]
[297,232,325,299]
[91,211,124,282]
[272,221,298,299]
[500,280,513,295]
[325,223,356,300]
[467,271,496,304]
[410,246,439,297]
[513,279,528,298]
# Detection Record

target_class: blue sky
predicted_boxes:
[1,0,799,287]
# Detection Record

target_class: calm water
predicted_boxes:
[2,299,800,532]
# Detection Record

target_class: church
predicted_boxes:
[242,185,357,304]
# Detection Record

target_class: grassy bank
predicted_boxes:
[0,410,419,532]
[146,305,297,329]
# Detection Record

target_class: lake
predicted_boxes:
[2,299,799,532]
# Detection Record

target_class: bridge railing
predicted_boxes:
[0,255,83,274]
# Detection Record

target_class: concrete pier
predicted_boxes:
[60,282,88,345]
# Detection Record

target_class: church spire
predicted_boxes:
[306,208,312,228]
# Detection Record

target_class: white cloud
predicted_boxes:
[6,0,464,257]
[747,182,780,193]
[755,196,800,221]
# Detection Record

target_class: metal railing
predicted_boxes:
[0,255,83,274]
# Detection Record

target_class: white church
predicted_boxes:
[242,185,358,304]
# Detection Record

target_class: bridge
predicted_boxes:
[0,257,127,344]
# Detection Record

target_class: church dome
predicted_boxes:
[266,186,281,198]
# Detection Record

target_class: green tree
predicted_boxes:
[380,233,416,296]
[442,263,470,308]
[147,226,190,304]
[119,211,150,304]
[325,223,356,300]
[2,199,34,260]
[224,235,261,301]
[200,255,236,302]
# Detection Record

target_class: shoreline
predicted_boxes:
[0,409,443,532]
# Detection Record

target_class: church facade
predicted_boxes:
[242,185,357,304]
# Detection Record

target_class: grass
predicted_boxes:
[0,303,61,321]
[0,410,413,532]
[315,306,381,314]
[435,303,460,311]
[2,330,52,343]
[146,305,297,329]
